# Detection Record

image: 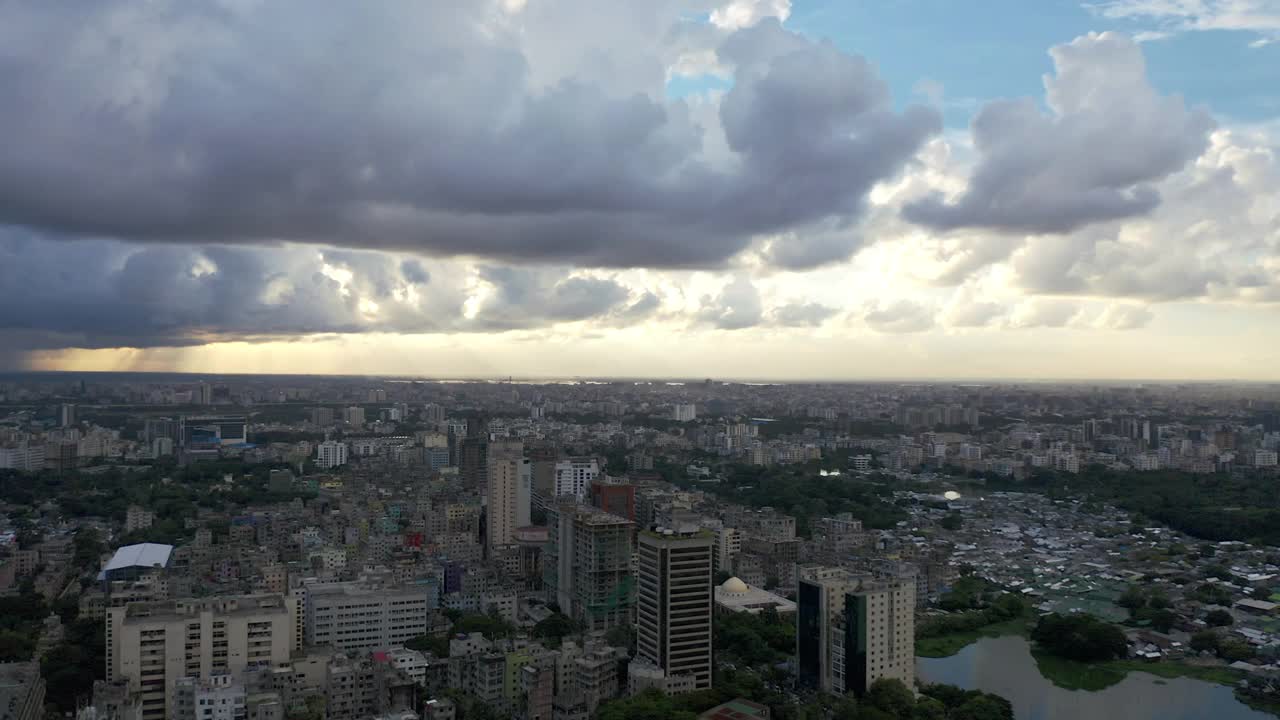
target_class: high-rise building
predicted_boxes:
[309,407,335,427]
[635,524,714,693]
[487,441,530,553]
[460,436,488,493]
[178,416,246,447]
[197,382,213,406]
[423,403,447,424]
[342,406,366,427]
[553,458,599,500]
[315,440,348,469]
[544,503,634,633]
[106,595,298,720]
[712,527,741,574]
[58,403,77,427]
[672,404,697,422]
[796,566,914,696]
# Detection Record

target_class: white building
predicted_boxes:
[0,444,45,471]
[315,440,348,469]
[305,583,433,653]
[714,576,796,616]
[1255,449,1278,467]
[553,458,599,500]
[672,404,697,422]
[173,675,246,720]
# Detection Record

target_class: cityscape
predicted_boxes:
[1,0,1279,719]
[0,375,1277,720]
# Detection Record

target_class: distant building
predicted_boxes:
[342,406,366,427]
[59,403,77,427]
[315,440,348,469]
[486,441,530,554]
[178,415,246,447]
[124,506,154,533]
[672,404,697,422]
[553,458,599,501]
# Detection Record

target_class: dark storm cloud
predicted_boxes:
[903,32,1213,234]
[469,267,639,330]
[0,230,653,349]
[0,4,938,270]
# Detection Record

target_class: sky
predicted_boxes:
[1,0,1278,381]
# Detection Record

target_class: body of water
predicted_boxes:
[917,636,1270,720]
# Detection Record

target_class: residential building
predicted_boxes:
[315,441,348,469]
[543,503,633,633]
[553,458,599,501]
[672,404,697,422]
[305,584,432,653]
[486,442,530,554]
[173,674,246,720]
[106,595,298,720]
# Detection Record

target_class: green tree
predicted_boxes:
[1031,613,1128,662]
[1189,630,1220,654]
[1118,585,1148,611]
[1148,609,1178,633]
[940,513,964,531]
[531,613,577,648]
[866,678,915,718]
[953,696,1014,720]
[912,697,947,720]
[1205,609,1234,627]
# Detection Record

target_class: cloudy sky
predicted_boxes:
[2,0,1278,380]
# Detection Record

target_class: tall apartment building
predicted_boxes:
[106,595,299,720]
[672,404,697,422]
[553,458,599,500]
[315,440,348,469]
[712,527,741,574]
[543,503,634,633]
[796,566,914,696]
[635,525,713,693]
[305,584,432,653]
[487,441,530,554]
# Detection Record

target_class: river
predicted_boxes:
[916,635,1271,720]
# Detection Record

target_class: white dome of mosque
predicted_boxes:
[721,577,749,594]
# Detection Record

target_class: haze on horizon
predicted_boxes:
[1,1,1278,380]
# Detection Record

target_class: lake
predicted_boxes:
[916,635,1271,720]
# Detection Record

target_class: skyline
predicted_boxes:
[2,0,1278,379]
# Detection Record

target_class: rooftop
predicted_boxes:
[97,542,173,579]
[699,698,771,720]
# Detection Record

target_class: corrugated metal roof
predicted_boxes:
[97,542,173,579]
